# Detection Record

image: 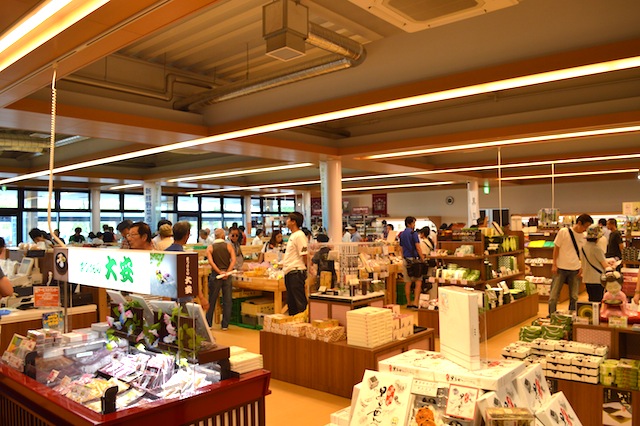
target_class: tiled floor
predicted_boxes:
[213,296,572,426]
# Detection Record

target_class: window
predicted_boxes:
[0,189,18,208]
[24,190,52,209]
[280,198,295,212]
[263,199,277,213]
[202,214,223,235]
[224,214,243,229]
[201,197,221,212]
[223,197,242,213]
[100,193,121,210]
[123,194,145,210]
[178,195,199,211]
[58,212,91,242]
[60,191,89,210]
[251,197,261,213]
[160,195,175,211]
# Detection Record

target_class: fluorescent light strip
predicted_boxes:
[167,162,314,183]
[263,192,295,197]
[342,181,457,192]
[187,180,322,195]
[500,168,638,181]
[2,55,640,185]
[109,183,142,190]
[364,125,640,159]
[0,0,109,73]
[347,152,640,181]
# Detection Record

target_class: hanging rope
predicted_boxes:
[48,66,65,247]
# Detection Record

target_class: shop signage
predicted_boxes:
[311,197,322,215]
[372,193,387,215]
[351,206,370,215]
[57,247,197,299]
[34,286,60,308]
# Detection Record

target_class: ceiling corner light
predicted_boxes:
[109,183,142,190]
[167,162,313,183]
[0,0,109,73]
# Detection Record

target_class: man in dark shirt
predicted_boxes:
[606,218,624,260]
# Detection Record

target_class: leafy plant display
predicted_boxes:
[107,300,142,336]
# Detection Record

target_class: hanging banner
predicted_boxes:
[311,197,322,215]
[372,193,387,215]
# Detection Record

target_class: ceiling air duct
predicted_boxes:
[263,0,309,61]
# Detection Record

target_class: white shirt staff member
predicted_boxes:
[282,212,308,316]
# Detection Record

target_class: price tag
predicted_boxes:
[34,286,60,308]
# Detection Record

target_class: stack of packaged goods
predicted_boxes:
[346,307,393,348]
[383,304,414,340]
[600,359,640,390]
[308,319,345,342]
[228,346,264,374]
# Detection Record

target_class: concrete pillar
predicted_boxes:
[320,160,342,243]
[91,188,101,235]
[243,194,252,235]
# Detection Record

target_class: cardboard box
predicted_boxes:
[241,298,274,315]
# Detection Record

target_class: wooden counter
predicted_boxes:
[0,365,271,426]
[233,276,287,314]
[0,305,97,351]
[260,328,435,398]
[309,291,385,326]
[417,293,539,340]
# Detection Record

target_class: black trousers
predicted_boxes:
[285,270,308,316]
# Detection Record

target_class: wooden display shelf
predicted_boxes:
[573,323,640,360]
[537,281,586,303]
[260,328,435,398]
[309,291,385,326]
[0,365,271,426]
[232,276,287,314]
[418,293,539,340]
[551,378,640,426]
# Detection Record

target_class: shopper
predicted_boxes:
[102,224,115,243]
[152,219,172,247]
[581,225,609,302]
[116,220,132,248]
[258,230,284,263]
[68,227,85,244]
[154,223,174,251]
[548,213,593,315]
[282,211,308,316]
[605,218,624,261]
[252,229,264,246]
[127,221,154,250]
[228,228,244,270]
[238,225,248,245]
[342,226,352,242]
[399,216,425,309]
[347,225,362,242]
[312,233,336,291]
[0,237,8,260]
[92,232,104,246]
[0,265,13,297]
[205,228,236,329]
[166,221,190,251]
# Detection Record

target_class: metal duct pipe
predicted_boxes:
[0,139,49,153]
[174,24,366,111]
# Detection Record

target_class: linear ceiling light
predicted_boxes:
[342,181,457,192]
[167,162,314,183]
[109,183,142,190]
[187,180,322,195]
[0,0,109,73]
[500,168,638,181]
[2,55,640,185]
[363,126,640,160]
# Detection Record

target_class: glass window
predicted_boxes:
[223,214,243,229]
[201,197,221,212]
[178,195,199,211]
[0,189,18,208]
[123,194,145,211]
[58,212,91,243]
[223,197,242,213]
[0,214,18,246]
[22,212,58,243]
[202,214,223,236]
[178,215,199,244]
[263,199,277,213]
[160,195,175,211]
[100,214,123,232]
[100,193,121,210]
[60,191,89,210]
[24,190,52,209]
[281,198,295,212]
[251,197,261,212]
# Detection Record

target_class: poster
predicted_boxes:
[372,193,387,215]
[603,388,632,425]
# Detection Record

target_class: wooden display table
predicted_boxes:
[309,291,385,326]
[260,328,435,398]
[418,293,539,340]
[573,323,640,359]
[233,276,287,314]
[0,305,97,351]
[550,378,640,425]
[0,365,271,426]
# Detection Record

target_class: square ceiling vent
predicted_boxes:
[348,0,520,32]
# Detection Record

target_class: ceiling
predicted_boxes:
[0,0,639,196]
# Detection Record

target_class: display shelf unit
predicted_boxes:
[0,365,271,426]
[573,323,640,360]
[550,378,640,426]
[343,214,381,240]
[417,293,539,339]
[259,328,435,398]
[308,291,385,326]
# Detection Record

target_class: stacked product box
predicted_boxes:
[27,328,63,356]
[501,339,607,384]
[308,319,345,342]
[240,298,274,327]
[346,307,393,348]
[600,358,640,389]
[383,304,414,340]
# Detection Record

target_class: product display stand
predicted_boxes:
[308,291,385,326]
[417,293,539,339]
[259,328,435,398]
[573,323,640,359]
[0,364,271,426]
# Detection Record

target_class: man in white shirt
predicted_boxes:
[252,229,264,246]
[282,212,308,315]
[548,213,593,315]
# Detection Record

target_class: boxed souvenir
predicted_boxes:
[534,391,582,426]
[513,364,551,412]
[486,407,535,425]
[349,370,413,426]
